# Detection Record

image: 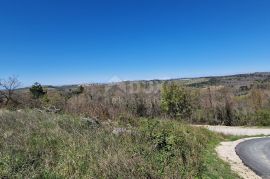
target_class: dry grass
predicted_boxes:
[0,110,237,178]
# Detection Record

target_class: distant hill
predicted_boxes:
[185,72,270,88]
[97,72,270,89]
[18,72,270,92]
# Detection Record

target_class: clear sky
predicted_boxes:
[0,0,270,86]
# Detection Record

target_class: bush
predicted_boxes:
[29,82,46,99]
[161,83,193,120]
[0,110,237,178]
[233,110,270,126]
[254,110,270,126]
[138,119,209,178]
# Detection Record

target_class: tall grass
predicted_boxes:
[0,110,237,178]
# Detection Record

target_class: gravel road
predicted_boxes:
[236,138,270,178]
[201,125,270,136]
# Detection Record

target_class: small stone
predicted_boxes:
[112,128,132,135]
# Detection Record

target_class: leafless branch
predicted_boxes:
[0,76,21,105]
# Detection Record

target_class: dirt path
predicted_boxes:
[200,125,270,136]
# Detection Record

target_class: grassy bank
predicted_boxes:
[0,110,238,178]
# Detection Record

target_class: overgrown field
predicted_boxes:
[0,110,238,178]
[2,73,270,127]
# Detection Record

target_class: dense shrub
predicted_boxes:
[3,79,270,126]
[254,110,270,126]
[29,82,46,99]
[138,119,209,178]
[0,110,236,178]
[161,83,193,120]
[232,110,270,126]
[64,85,161,120]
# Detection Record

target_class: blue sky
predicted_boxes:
[0,0,270,86]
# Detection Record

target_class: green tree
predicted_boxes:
[30,82,46,99]
[161,83,193,119]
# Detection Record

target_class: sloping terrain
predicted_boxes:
[0,110,238,178]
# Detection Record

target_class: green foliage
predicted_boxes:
[0,110,238,178]
[138,119,208,178]
[254,110,270,126]
[161,83,193,119]
[201,135,239,179]
[233,109,270,126]
[29,82,46,99]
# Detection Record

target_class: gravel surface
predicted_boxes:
[200,125,270,136]
[200,125,270,178]
[216,137,263,179]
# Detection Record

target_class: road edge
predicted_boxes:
[216,137,265,179]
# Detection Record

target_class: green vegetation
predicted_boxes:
[0,110,238,178]
[201,135,239,179]
[2,73,270,127]
[235,109,270,126]
[161,83,193,119]
[253,110,270,126]
[30,82,46,99]
[2,73,270,178]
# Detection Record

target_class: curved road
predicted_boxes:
[236,138,270,178]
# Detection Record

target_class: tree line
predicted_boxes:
[1,76,270,126]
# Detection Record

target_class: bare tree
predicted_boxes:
[0,76,21,105]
